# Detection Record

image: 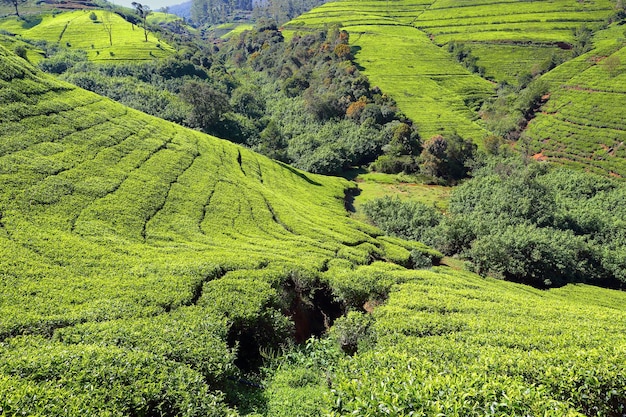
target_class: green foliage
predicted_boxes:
[362,196,441,245]
[468,223,592,287]
[329,311,375,355]
[38,48,87,74]
[448,41,485,77]
[180,80,231,132]
[363,157,626,288]
[419,133,477,182]
[480,78,549,140]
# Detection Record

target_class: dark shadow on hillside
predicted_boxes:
[275,161,322,186]
[344,187,361,213]
[340,167,367,181]
[20,15,42,29]
[285,278,344,344]
[350,45,365,71]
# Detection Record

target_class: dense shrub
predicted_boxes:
[364,157,626,288]
[362,196,441,245]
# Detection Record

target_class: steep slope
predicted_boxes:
[285,0,623,174]
[0,44,436,414]
[283,0,615,141]
[525,24,626,177]
[284,0,494,141]
[415,0,615,81]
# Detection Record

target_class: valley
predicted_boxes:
[1,0,626,415]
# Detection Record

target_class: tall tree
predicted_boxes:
[131,2,152,42]
[102,9,114,46]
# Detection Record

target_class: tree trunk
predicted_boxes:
[13,0,19,17]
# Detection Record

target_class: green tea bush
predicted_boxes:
[0,336,238,416]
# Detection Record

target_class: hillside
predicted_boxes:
[0,10,174,61]
[0,44,438,414]
[284,3,495,141]
[283,0,625,175]
[2,41,626,416]
[525,24,626,176]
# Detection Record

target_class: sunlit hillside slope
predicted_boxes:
[0,44,439,414]
[285,0,623,174]
[285,2,495,141]
[1,40,626,416]
[0,10,174,61]
[526,24,626,177]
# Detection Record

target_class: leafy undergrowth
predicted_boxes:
[0,10,174,62]
[349,171,451,220]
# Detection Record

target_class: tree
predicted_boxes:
[3,0,27,17]
[102,10,114,46]
[419,134,475,181]
[132,2,152,42]
[602,55,621,77]
[179,81,231,133]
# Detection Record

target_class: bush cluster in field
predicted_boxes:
[364,156,626,288]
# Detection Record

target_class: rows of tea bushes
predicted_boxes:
[526,23,626,177]
[261,267,626,416]
[0,44,443,414]
[416,0,614,44]
[283,0,493,141]
[282,0,618,146]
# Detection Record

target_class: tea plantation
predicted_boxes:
[0,10,174,62]
[2,39,626,416]
[281,0,626,179]
[284,2,494,141]
[525,24,626,177]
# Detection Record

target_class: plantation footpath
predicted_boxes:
[2,41,626,416]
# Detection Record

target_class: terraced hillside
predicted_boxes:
[0,10,174,61]
[284,2,494,141]
[284,0,617,140]
[416,0,614,80]
[284,0,624,176]
[2,44,626,416]
[526,24,626,177]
